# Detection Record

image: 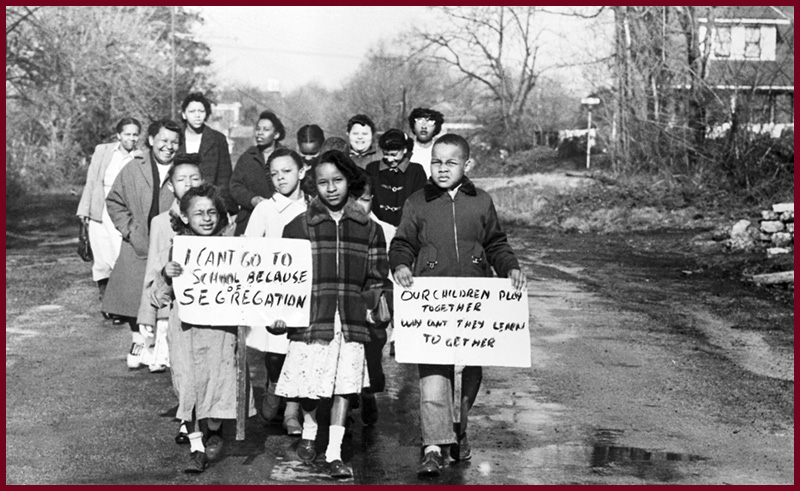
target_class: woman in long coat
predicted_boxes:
[229,110,285,235]
[103,119,182,369]
[76,117,142,313]
[177,92,238,215]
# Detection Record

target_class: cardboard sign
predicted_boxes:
[393,277,530,367]
[171,236,312,326]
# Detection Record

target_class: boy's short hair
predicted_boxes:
[357,167,376,196]
[296,124,325,145]
[168,153,202,182]
[347,114,375,133]
[317,150,367,198]
[145,119,183,148]
[174,182,229,234]
[257,110,286,142]
[180,92,212,118]
[320,136,349,154]
[267,147,304,170]
[433,133,470,160]
[378,128,414,153]
[408,107,445,138]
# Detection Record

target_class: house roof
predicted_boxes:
[704,6,793,21]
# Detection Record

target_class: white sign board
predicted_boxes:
[171,236,311,326]
[393,277,531,367]
[581,97,601,105]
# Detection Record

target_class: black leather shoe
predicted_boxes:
[296,438,316,463]
[205,433,224,462]
[175,431,189,445]
[360,393,378,426]
[184,451,208,473]
[417,450,444,477]
[328,459,353,479]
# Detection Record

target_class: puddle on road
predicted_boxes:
[487,427,709,484]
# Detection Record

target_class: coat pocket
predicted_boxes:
[469,244,490,276]
[130,224,149,259]
[414,244,439,276]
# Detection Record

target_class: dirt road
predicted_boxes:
[5,194,794,484]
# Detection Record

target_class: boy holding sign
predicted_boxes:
[390,134,525,478]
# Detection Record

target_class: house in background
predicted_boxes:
[698,6,794,138]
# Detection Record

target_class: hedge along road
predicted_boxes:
[6,206,794,484]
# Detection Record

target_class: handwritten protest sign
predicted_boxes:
[171,236,312,326]
[393,277,530,367]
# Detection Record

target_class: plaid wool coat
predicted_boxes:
[282,197,392,344]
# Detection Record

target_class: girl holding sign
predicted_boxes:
[268,150,392,479]
[244,148,308,435]
[152,183,255,473]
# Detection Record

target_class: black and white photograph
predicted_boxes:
[6,5,794,485]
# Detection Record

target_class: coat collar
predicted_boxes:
[378,156,411,173]
[270,192,306,214]
[197,126,213,156]
[131,151,153,186]
[307,196,369,226]
[423,175,477,202]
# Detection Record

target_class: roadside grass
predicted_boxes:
[482,169,783,235]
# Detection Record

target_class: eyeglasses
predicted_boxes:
[414,117,433,124]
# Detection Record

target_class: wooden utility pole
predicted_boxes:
[171,6,176,121]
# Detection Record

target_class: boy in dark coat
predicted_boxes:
[389,134,525,478]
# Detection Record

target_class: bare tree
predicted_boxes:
[6,6,212,193]
[413,6,544,149]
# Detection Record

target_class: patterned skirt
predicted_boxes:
[275,330,369,399]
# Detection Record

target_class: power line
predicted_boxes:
[209,42,364,60]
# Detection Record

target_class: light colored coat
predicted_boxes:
[101,151,174,318]
[137,202,179,326]
[77,143,139,221]
[244,193,308,353]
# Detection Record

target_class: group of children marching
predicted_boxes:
[129,110,525,479]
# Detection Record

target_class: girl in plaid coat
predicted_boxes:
[269,150,392,479]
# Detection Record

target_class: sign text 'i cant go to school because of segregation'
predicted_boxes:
[393,277,531,367]
[171,236,312,326]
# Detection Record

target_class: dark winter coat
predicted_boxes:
[365,157,427,226]
[282,197,392,344]
[178,126,237,214]
[389,176,520,279]
[102,151,174,318]
[229,145,276,235]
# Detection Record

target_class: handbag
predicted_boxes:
[77,219,93,262]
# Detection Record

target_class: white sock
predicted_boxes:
[188,431,205,453]
[301,408,318,440]
[325,425,345,462]
[423,445,441,456]
[131,332,144,344]
[207,418,222,432]
[178,421,188,434]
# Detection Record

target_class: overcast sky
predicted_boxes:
[192,6,609,95]
[193,6,429,92]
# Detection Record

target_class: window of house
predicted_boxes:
[702,23,778,61]
[713,26,732,58]
[744,26,761,59]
